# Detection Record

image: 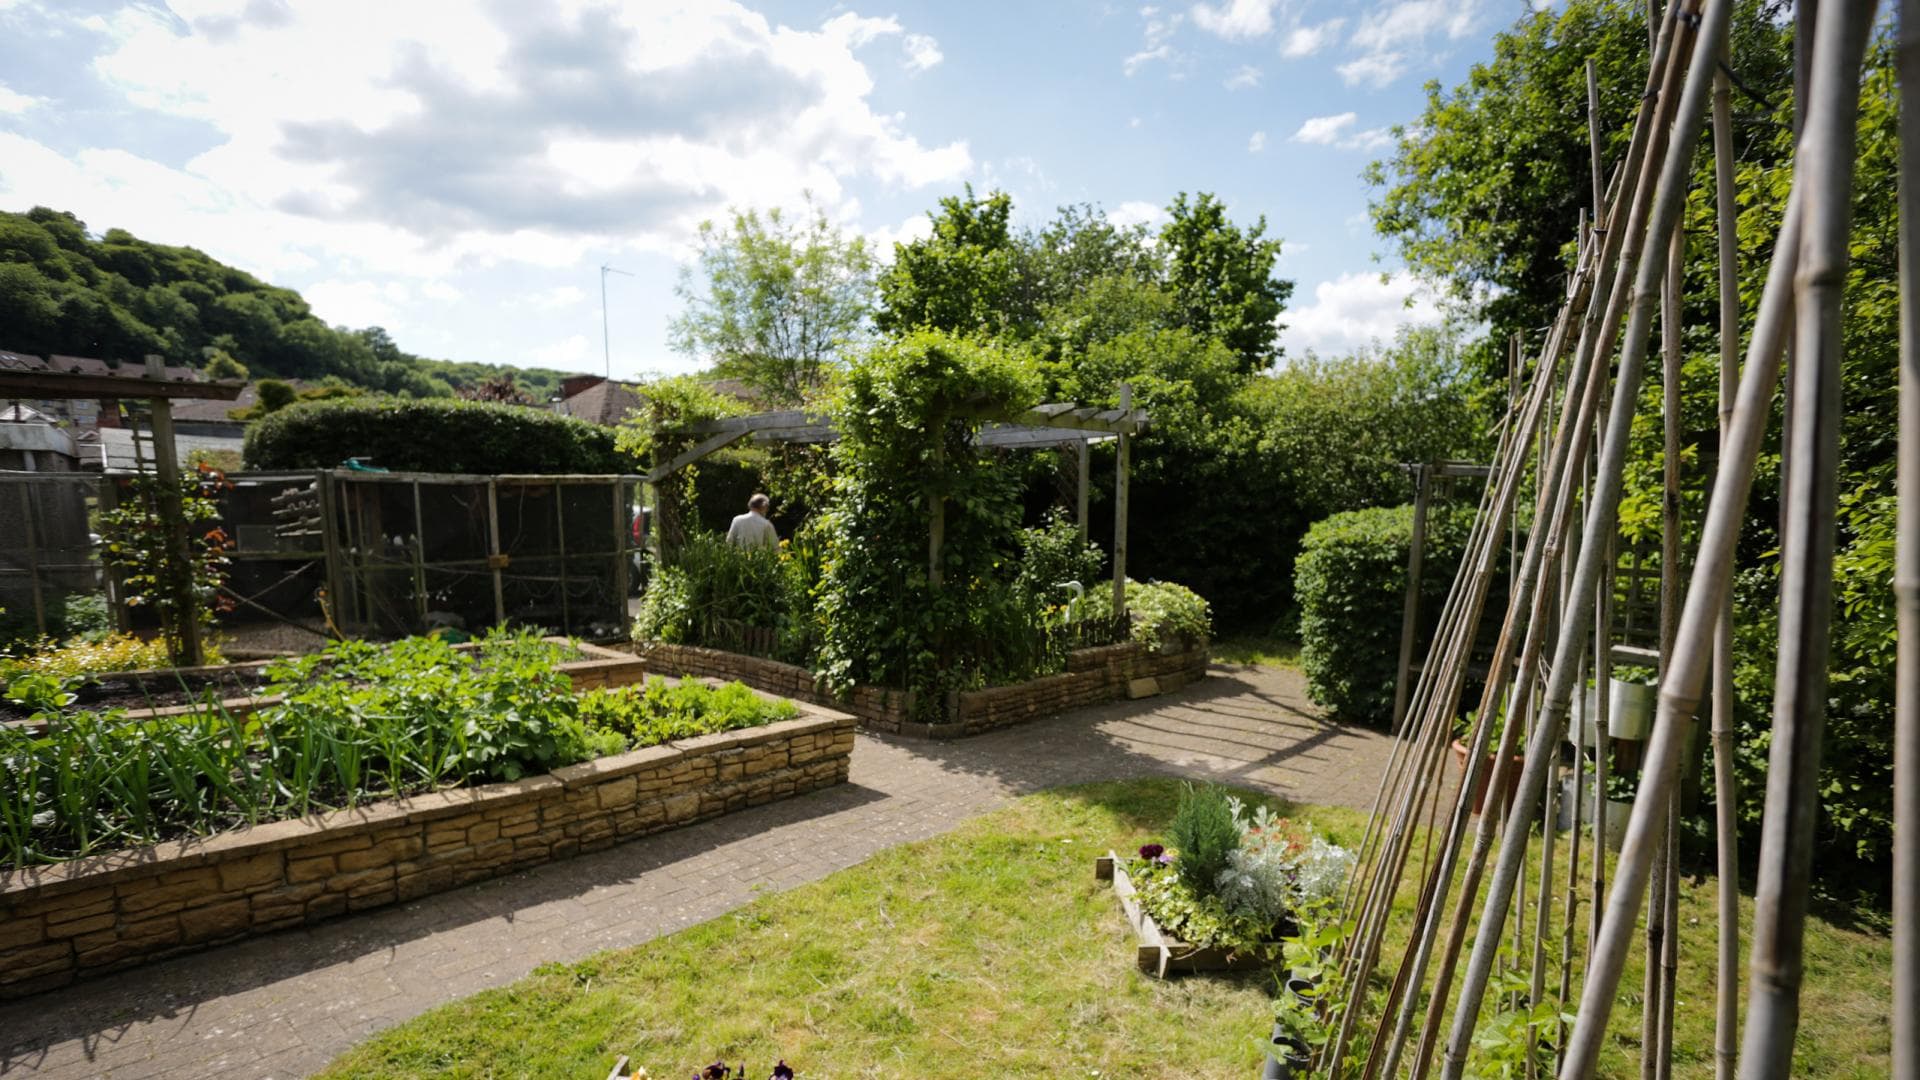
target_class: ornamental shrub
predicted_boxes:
[243,397,623,474]
[1294,503,1475,723]
[1081,578,1212,651]
[1167,782,1240,898]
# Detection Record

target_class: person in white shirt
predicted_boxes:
[727,493,779,549]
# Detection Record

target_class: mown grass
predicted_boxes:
[317,780,1891,1079]
[1211,636,1302,670]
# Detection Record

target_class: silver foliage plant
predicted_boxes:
[1214,796,1356,926]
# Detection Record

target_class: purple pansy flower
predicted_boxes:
[772,1062,795,1080]
[1138,843,1165,861]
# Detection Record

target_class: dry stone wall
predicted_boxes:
[0,701,854,999]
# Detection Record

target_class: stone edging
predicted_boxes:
[0,695,855,999]
[628,638,1208,737]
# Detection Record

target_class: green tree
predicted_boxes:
[875,186,1026,339]
[202,348,248,381]
[671,196,876,405]
[254,379,298,414]
[1159,192,1292,374]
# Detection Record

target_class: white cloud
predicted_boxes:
[903,32,943,71]
[1248,130,1267,152]
[1291,112,1392,150]
[1350,0,1479,52]
[1281,271,1442,356]
[421,280,463,302]
[1190,0,1279,40]
[533,334,594,369]
[866,213,934,259]
[1224,64,1261,90]
[1129,116,1144,128]
[1280,18,1345,58]
[1125,5,1183,74]
[1110,200,1167,228]
[11,0,970,284]
[0,83,42,114]
[1338,52,1405,88]
[525,285,586,310]
[1293,112,1357,145]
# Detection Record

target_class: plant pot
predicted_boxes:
[1451,739,1526,815]
[1606,677,1656,741]
[1554,775,1632,846]
[1261,1019,1311,1080]
[1564,686,1602,748]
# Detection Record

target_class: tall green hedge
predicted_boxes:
[1295,503,1475,723]
[243,398,625,474]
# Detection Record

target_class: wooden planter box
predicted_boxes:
[1094,851,1283,978]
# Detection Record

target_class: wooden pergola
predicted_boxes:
[0,356,245,665]
[645,388,1149,611]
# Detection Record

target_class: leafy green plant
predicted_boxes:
[1,632,180,688]
[1295,503,1480,723]
[1167,783,1239,897]
[1269,902,1361,1078]
[633,531,817,664]
[244,397,623,474]
[98,463,235,665]
[1081,577,1212,651]
[578,677,797,749]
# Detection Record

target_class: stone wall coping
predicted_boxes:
[0,709,850,905]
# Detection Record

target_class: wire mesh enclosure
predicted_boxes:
[0,472,106,641]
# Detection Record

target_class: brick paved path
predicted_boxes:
[0,663,1392,1079]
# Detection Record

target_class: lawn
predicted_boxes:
[317,780,1892,1079]
[1211,635,1302,669]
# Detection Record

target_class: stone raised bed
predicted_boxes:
[0,687,855,999]
[3,639,648,733]
[1094,851,1282,978]
[629,638,1208,739]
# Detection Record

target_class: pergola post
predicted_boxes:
[1391,463,1432,733]
[1112,383,1131,615]
[144,354,203,667]
[486,479,506,626]
[929,438,945,590]
[1076,439,1091,544]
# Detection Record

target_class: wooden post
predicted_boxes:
[144,354,202,667]
[1076,438,1091,545]
[410,480,429,631]
[1391,464,1431,733]
[612,480,631,618]
[18,483,46,637]
[1112,384,1131,614]
[487,479,506,626]
[317,471,344,637]
[929,438,945,590]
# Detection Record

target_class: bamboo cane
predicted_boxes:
[1437,2,1727,1073]
[1894,3,1920,1077]
[1737,5,1875,1076]
[1709,32,1742,1080]
[1558,162,1804,1080]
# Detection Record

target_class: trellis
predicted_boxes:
[646,388,1150,612]
[1320,4,1917,1080]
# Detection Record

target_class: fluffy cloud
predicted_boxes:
[1109,200,1167,228]
[1124,5,1184,75]
[0,83,41,113]
[902,32,943,71]
[1190,0,1279,40]
[1281,271,1442,356]
[524,285,587,310]
[1291,112,1393,150]
[1248,130,1267,152]
[1280,18,1344,58]
[1337,52,1405,88]
[1224,64,1261,90]
[3,1,967,281]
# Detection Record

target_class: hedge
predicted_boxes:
[243,397,626,474]
[1295,503,1476,723]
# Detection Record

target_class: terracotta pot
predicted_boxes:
[1451,738,1527,815]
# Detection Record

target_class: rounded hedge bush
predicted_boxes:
[1295,502,1475,723]
[243,397,625,474]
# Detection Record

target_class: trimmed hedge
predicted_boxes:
[1295,503,1475,723]
[243,397,625,474]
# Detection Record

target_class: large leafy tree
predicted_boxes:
[874,186,1026,339]
[670,197,877,405]
[1366,0,1791,347]
[1159,192,1291,374]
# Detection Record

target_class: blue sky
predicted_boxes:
[0,0,1512,380]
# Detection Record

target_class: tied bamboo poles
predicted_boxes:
[1363,15,1692,1075]
[1895,3,1920,1078]
[1737,4,1876,1075]
[1437,0,1733,1073]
